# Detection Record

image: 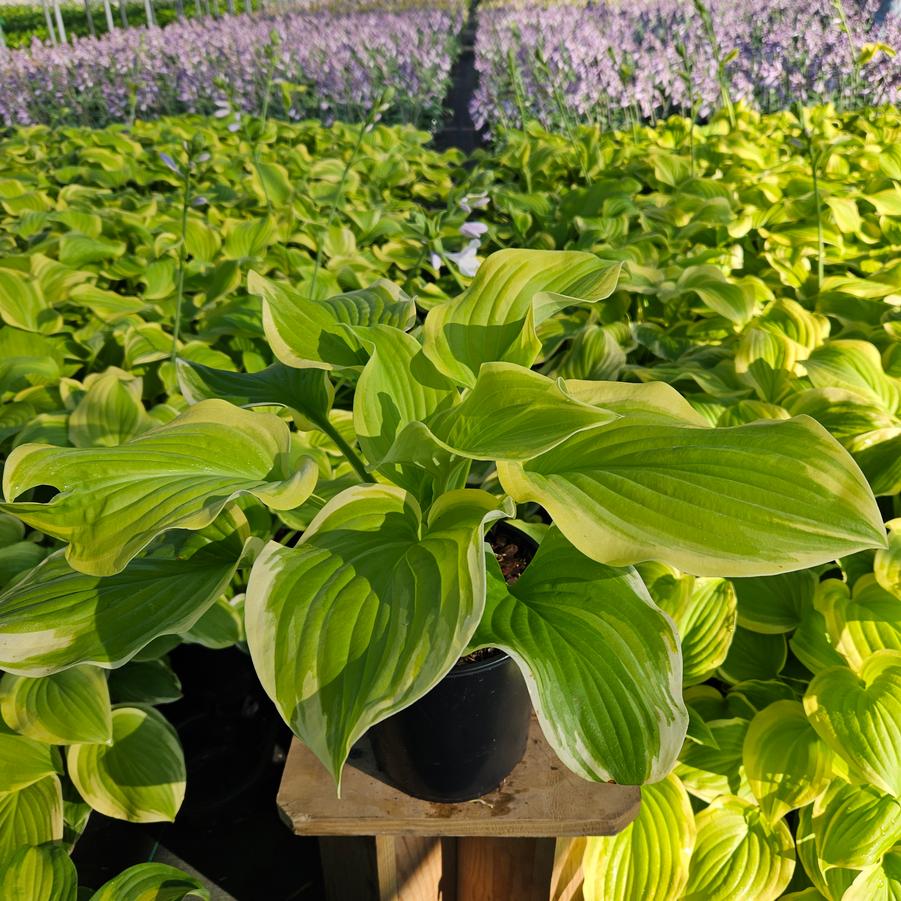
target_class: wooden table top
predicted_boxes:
[277,717,641,838]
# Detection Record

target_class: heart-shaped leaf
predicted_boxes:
[743,700,834,823]
[0,665,112,744]
[0,730,61,792]
[812,781,901,869]
[251,272,415,370]
[245,485,510,787]
[582,774,696,901]
[0,842,78,901]
[469,527,686,784]
[843,846,901,901]
[422,249,621,387]
[89,863,209,901]
[732,570,816,634]
[683,795,795,901]
[804,651,901,796]
[0,776,63,866]
[68,705,185,823]
[676,718,751,802]
[0,526,249,676]
[498,415,885,577]
[1,399,315,575]
[875,520,901,599]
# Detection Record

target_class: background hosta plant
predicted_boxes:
[0,246,885,795]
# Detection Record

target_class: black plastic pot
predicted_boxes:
[369,651,532,803]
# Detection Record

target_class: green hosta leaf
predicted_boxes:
[0,730,61,792]
[676,718,751,802]
[423,363,617,461]
[718,627,787,683]
[743,700,834,823]
[68,705,185,823]
[817,576,901,670]
[804,340,901,413]
[656,576,737,685]
[1,400,316,576]
[0,666,112,744]
[732,570,816,634]
[349,325,456,481]
[563,379,709,426]
[804,651,901,796]
[844,846,901,901]
[0,528,246,676]
[812,781,901,869]
[786,388,896,444]
[422,249,621,387]
[251,272,415,370]
[855,429,901,497]
[683,795,795,901]
[0,776,63,866]
[0,842,78,901]
[58,233,125,267]
[498,416,884,577]
[108,660,182,706]
[0,539,45,588]
[245,485,510,787]
[177,359,334,431]
[675,265,756,324]
[791,601,848,675]
[68,368,151,448]
[555,323,626,381]
[0,269,60,334]
[223,216,277,261]
[183,596,242,649]
[875,520,901,600]
[469,528,686,784]
[582,774,695,901]
[89,863,209,901]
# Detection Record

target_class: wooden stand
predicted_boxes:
[278,718,640,900]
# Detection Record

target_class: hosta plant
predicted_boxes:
[0,248,887,791]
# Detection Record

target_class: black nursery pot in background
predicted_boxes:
[369,650,532,803]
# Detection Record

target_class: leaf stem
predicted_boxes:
[171,161,192,363]
[313,414,374,483]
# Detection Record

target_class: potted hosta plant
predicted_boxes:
[0,249,887,802]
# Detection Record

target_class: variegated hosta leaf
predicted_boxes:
[0,842,78,901]
[89,863,210,901]
[1,399,315,576]
[349,325,457,489]
[804,340,901,413]
[563,379,709,426]
[676,718,751,802]
[843,845,901,901]
[68,368,151,448]
[743,700,834,823]
[804,651,901,796]
[68,705,185,823]
[816,575,901,670]
[875,519,901,599]
[582,774,695,901]
[469,528,686,784]
[0,729,61,792]
[786,387,897,446]
[245,485,510,787]
[796,802,859,901]
[251,271,415,370]
[683,795,795,901]
[655,575,737,685]
[673,265,756,324]
[734,328,799,403]
[405,363,616,462]
[177,359,334,431]
[855,429,901,496]
[732,569,816,634]
[812,781,901,869]
[422,249,622,387]
[0,776,63,866]
[0,528,246,676]
[0,665,112,744]
[498,415,885,577]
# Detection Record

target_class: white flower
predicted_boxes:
[446,239,482,278]
[460,221,488,239]
[460,193,489,214]
[430,251,443,272]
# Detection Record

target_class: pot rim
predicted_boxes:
[447,649,511,678]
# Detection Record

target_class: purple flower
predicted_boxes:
[446,239,482,277]
[460,221,488,238]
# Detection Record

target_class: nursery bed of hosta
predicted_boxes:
[0,104,899,899]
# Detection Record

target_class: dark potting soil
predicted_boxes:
[455,526,536,667]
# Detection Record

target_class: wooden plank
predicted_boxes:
[456,837,555,901]
[278,717,640,838]
[550,837,586,901]
[319,836,380,901]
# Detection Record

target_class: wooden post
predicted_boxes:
[278,718,640,901]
